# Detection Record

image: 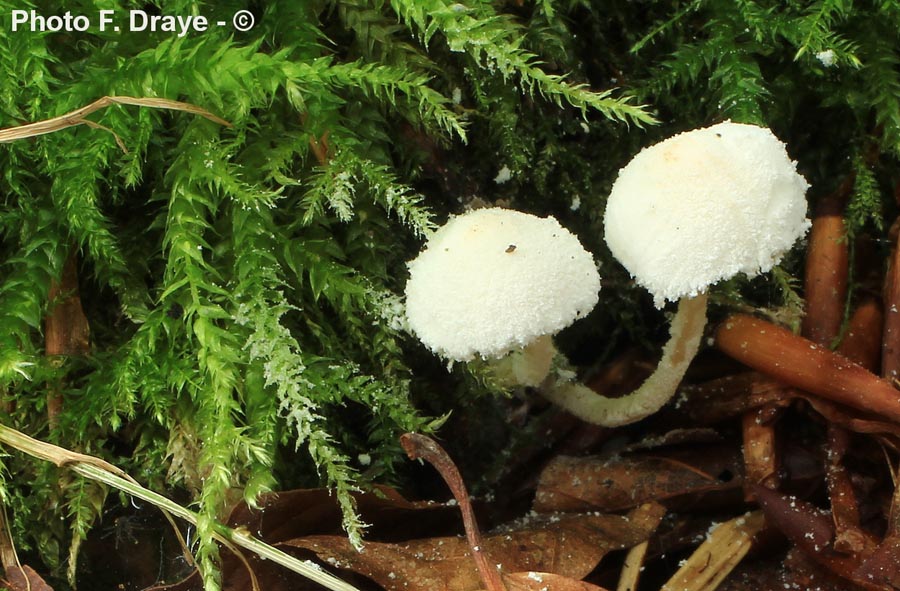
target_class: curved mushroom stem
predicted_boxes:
[540,293,709,427]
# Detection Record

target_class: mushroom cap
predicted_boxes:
[604,121,810,307]
[405,208,601,362]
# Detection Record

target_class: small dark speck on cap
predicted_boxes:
[505,244,516,253]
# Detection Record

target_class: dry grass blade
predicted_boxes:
[0,423,361,591]
[661,511,765,591]
[616,540,648,591]
[0,95,230,147]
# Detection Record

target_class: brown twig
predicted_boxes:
[752,485,884,589]
[746,185,854,503]
[884,218,900,381]
[741,405,782,500]
[44,250,90,429]
[803,397,900,441]
[826,426,871,554]
[715,315,900,423]
[400,433,508,591]
[803,186,851,344]
[800,194,868,552]
[850,427,900,586]
[839,297,884,371]
[675,370,900,440]
[824,298,882,553]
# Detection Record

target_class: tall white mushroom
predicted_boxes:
[405,207,601,386]
[542,121,811,426]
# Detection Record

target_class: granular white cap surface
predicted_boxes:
[405,208,601,362]
[604,121,810,307]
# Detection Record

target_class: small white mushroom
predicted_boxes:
[605,121,810,307]
[405,207,600,385]
[542,121,810,426]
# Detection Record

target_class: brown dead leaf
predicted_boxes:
[3,565,54,591]
[496,572,609,591]
[152,485,493,591]
[227,486,464,544]
[534,445,742,513]
[400,432,505,591]
[672,372,793,424]
[283,503,664,591]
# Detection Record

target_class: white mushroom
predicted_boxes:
[542,121,810,426]
[405,207,601,385]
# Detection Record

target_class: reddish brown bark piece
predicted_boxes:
[853,475,900,589]
[825,425,870,554]
[803,192,849,345]
[284,504,664,591]
[854,537,900,589]
[741,406,781,501]
[884,221,900,381]
[675,371,900,440]
[753,486,885,590]
[715,315,900,423]
[534,447,741,513]
[44,250,90,425]
[838,297,884,371]
[802,195,868,546]
[803,396,900,440]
